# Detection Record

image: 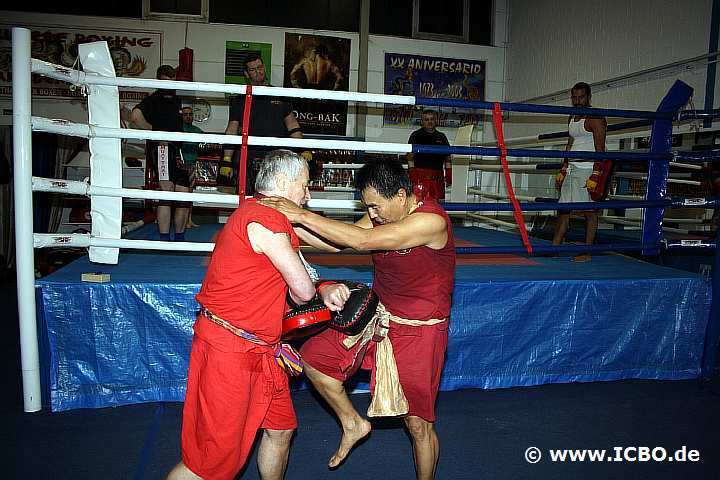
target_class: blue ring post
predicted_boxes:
[703,226,720,380]
[642,80,694,255]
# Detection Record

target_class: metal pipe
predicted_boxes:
[469,164,561,172]
[12,27,42,412]
[466,213,528,228]
[417,97,672,120]
[519,51,720,105]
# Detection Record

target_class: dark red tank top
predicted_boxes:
[371,200,456,320]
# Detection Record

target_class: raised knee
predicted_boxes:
[404,416,433,440]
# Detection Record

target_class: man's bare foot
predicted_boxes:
[328,418,371,469]
[186,219,199,229]
[572,253,591,262]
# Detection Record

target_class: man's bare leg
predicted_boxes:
[404,416,439,480]
[552,213,570,245]
[573,212,598,262]
[304,364,371,468]
[173,184,191,235]
[257,428,294,480]
[165,461,202,480]
[157,180,175,235]
[585,212,598,246]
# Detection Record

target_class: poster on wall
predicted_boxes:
[383,53,485,129]
[283,33,350,136]
[0,24,162,102]
[225,41,272,85]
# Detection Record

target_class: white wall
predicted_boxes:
[504,0,714,138]
[1,9,507,146]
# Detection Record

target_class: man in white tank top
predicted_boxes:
[552,82,607,262]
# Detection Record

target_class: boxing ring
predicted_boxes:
[11,27,720,413]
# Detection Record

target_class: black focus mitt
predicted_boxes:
[328,280,379,336]
[282,281,379,339]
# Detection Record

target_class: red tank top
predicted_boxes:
[195,199,298,346]
[372,200,456,320]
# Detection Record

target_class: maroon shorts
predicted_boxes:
[301,321,448,422]
[181,335,296,480]
[410,167,446,201]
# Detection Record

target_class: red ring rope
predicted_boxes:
[492,102,533,254]
[238,85,253,200]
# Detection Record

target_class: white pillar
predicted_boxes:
[79,42,122,264]
[12,27,42,412]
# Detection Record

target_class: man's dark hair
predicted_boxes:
[354,159,412,199]
[244,54,264,69]
[571,82,591,96]
[156,64,176,79]
[422,109,438,118]
[314,44,329,58]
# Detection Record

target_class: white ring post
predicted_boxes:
[79,42,122,265]
[12,27,42,412]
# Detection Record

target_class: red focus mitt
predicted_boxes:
[282,280,379,339]
[283,292,331,340]
[586,160,613,201]
[555,162,568,189]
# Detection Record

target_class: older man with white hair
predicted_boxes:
[167,150,350,480]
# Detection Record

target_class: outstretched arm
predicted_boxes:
[260,197,447,251]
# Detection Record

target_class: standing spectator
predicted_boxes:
[406,110,452,201]
[221,55,303,196]
[129,65,189,241]
[180,106,203,228]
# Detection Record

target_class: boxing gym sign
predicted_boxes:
[0,24,162,100]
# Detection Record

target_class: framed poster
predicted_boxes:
[283,33,350,136]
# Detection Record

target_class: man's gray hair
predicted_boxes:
[255,149,308,192]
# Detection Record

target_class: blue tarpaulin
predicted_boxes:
[36,225,711,411]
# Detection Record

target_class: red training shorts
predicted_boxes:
[181,335,297,480]
[301,321,448,422]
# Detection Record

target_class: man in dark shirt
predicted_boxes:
[406,110,451,201]
[222,54,303,195]
[129,65,190,241]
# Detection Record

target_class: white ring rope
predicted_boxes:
[31,177,361,211]
[34,233,215,252]
[31,117,412,154]
[32,58,416,105]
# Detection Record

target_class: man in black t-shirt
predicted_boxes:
[406,110,451,201]
[129,65,190,241]
[222,55,303,195]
